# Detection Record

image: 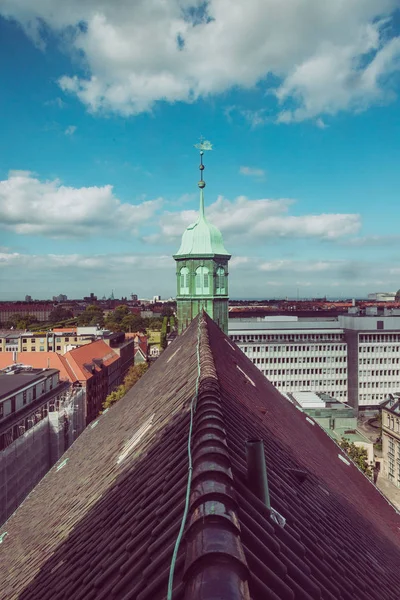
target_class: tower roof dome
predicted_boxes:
[174,147,230,258]
[174,197,230,257]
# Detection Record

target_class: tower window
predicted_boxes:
[216,266,226,295]
[179,267,190,295]
[195,266,209,295]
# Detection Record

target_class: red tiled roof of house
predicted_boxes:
[64,339,119,381]
[0,314,399,599]
[0,352,75,382]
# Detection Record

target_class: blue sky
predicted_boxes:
[1,1,400,300]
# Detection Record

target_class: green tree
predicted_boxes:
[148,317,163,331]
[121,314,146,333]
[78,305,104,327]
[104,306,146,333]
[112,305,131,322]
[7,314,37,329]
[339,438,373,478]
[102,363,148,411]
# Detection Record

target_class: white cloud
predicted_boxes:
[65,125,77,135]
[315,118,328,129]
[148,195,361,244]
[239,166,265,178]
[45,97,66,108]
[2,1,400,121]
[0,251,172,270]
[1,250,400,300]
[0,170,162,237]
[240,109,269,128]
[259,260,337,273]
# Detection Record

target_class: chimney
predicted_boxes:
[246,439,270,509]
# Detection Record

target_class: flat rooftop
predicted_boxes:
[0,369,59,400]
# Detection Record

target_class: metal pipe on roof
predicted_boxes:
[246,439,270,509]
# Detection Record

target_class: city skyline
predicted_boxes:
[1,3,400,299]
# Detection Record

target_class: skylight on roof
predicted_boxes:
[338,454,350,466]
[237,365,256,387]
[117,413,155,465]
[224,338,236,351]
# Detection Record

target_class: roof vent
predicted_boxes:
[246,439,270,509]
[287,468,308,483]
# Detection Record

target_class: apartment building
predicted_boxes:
[0,302,53,324]
[381,394,400,489]
[0,366,69,449]
[0,327,111,354]
[229,314,400,410]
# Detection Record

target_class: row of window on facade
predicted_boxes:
[243,344,346,353]
[264,371,347,385]
[270,380,347,390]
[359,369,400,377]
[179,266,226,295]
[359,346,400,353]
[2,346,63,352]
[247,355,346,364]
[359,358,400,365]
[252,361,347,375]
[5,337,76,344]
[360,334,400,342]
[359,393,386,402]
[360,381,400,389]
[232,334,344,342]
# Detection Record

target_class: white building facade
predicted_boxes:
[229,315,400,410]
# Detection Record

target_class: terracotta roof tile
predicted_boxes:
[0,314,399,600]
[64,340,119,380]
[0,352,75,382]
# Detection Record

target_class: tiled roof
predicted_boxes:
[0,352,75,383]
[1,314,399,600]
[64,340,120,381]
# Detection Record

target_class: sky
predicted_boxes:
[1,1,400,301]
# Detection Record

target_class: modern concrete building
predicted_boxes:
[174,143,231,334]
[229,314,400,410]
[381,393,400,489]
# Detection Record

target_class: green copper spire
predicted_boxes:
[174,140,230,258]
[173,138,231,335]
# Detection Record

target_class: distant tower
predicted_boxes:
[173,140,231,334]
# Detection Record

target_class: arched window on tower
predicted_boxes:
[180,267,189,295]
[216,267,226,295]
[195,266,209,295]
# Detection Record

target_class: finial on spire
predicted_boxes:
[194,137,212,190]
[194,137,213,218]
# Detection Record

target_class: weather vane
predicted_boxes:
[194,136,213,152]
[194,136,213,190]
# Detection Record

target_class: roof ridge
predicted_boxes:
[181,313,251,598]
